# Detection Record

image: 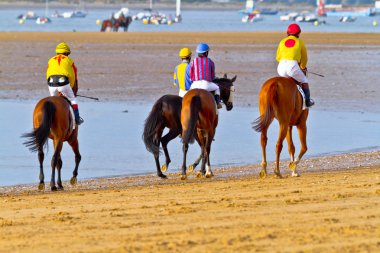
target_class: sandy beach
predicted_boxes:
[0,32,380,252]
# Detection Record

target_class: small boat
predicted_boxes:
[295,14,319,23]
[242,13,263,23]
[280,12,299,21]
[339,16,356,22]
[17,11,38,20]
[36,16,51,24]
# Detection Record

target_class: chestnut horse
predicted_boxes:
[253,77,309,178]
[22,96,81,191]
[143,75,236,179]
[100,15,132,32]
[180,76,236,180]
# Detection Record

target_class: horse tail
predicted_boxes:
[142,97,164,155]
[253,81,277,132]
[22,100,56,153]
[182,96,201,144]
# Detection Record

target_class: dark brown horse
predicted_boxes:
[143,75,236,179]
[180,76,236,180]
[253,77,309,178]
[22,96,81,191]
[100,15,132,32]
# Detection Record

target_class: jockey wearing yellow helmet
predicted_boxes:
[173,47,192,97]
[46,42,84,125]
[276,24,314,107]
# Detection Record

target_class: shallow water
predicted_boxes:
[0,99,379,186]
[0,7,379,33]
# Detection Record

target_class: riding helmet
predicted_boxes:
[287,23,301,36]
[56,42,71,55]
[179,48,192,58]
[196,43,210,54]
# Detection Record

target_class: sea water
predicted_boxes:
[0,100,379,186]
[0,7,379,33]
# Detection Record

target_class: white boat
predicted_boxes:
[18,11,38,20]
[36,16,51,24]
[280,12,299,21]
[242,13,263,23]
[134,0,181,25]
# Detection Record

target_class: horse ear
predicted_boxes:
[223,73,227,78]
[231,75,237,83]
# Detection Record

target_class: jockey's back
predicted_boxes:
[46,54,77,89]
[190,56,215,82]
[276,35,308,70]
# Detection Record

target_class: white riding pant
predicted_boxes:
[277,60,308,84]
[178,89,188,98]
[48,84,77,105]
[190,80,220,95]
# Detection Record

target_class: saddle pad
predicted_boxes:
[296,85,307,110]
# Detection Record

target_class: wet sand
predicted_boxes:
[0,32,380,251]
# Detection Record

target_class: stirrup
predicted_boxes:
[76,117,84,125]
[306,99,315,107]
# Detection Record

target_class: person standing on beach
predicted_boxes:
[173,47,192,97]
[46,42,84,125]
[189,43,222,109]
[276,23,314,107]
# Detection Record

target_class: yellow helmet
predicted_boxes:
[56,42,71,54]
[179,48,191,58]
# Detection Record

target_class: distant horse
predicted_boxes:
[253,77,309,178]
[180,75,236,180]
[143,75,236,179]
[100,15,132,32]
[22,96,81,191]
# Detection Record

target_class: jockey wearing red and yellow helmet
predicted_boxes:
[276,24,314,107]
[46,42,84,125]
[173,48,192,97]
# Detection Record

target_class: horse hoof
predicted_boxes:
[158,174,167,179]
[274,173,283,179]
[181,175,187,180]
[205,172,213,178]
[259,170,267,179]
[188,164,194,173]
[292,171,300,177]
[57,186,64,191]
[51,186,58,191]
[70,177,77,186]
[161,164,167,172]
[196,172,204,178]
[38,183,45,191]
[289,162,297,171]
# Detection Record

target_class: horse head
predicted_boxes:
[214,74,237,111]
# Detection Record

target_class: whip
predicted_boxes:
[308,71,325,78]
[77,94,99,101]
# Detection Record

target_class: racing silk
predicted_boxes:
[46,54,77,88]
[276,35,308,70]
[190,56,215,82]
[173,61,192,91]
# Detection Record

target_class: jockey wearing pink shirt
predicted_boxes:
[190,43,222,109]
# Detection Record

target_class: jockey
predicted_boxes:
[276,23,314,107]
[173,47,192,97]
[190,43,222,109]
[46,42,84,125]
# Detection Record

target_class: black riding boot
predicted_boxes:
[214,94,222,109]
[73,108,84,125]
[301,83,315,107]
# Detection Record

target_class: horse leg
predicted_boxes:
[56,155,64,190]
[38,146,45,190]
[188,153,202,173]
[160,129,179,174]
[152,127,165,178]
[274,124,288,178]
[286,126,299,177]
[205,136,214,178]
[259,128,268,178]
[181,143,189,180]
[50,140,63,191]
[293,122,308,175]
[68,137,81,186]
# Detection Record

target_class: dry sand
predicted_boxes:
[0,32,380,252]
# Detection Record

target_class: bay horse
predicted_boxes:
[100,15,132,32]
[253,77,309,178]
[180,76,236,180]
[22,96,81,191]
[143,75,236,179]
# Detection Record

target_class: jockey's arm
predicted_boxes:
[72,80,78,97]
[299,40,308,70]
